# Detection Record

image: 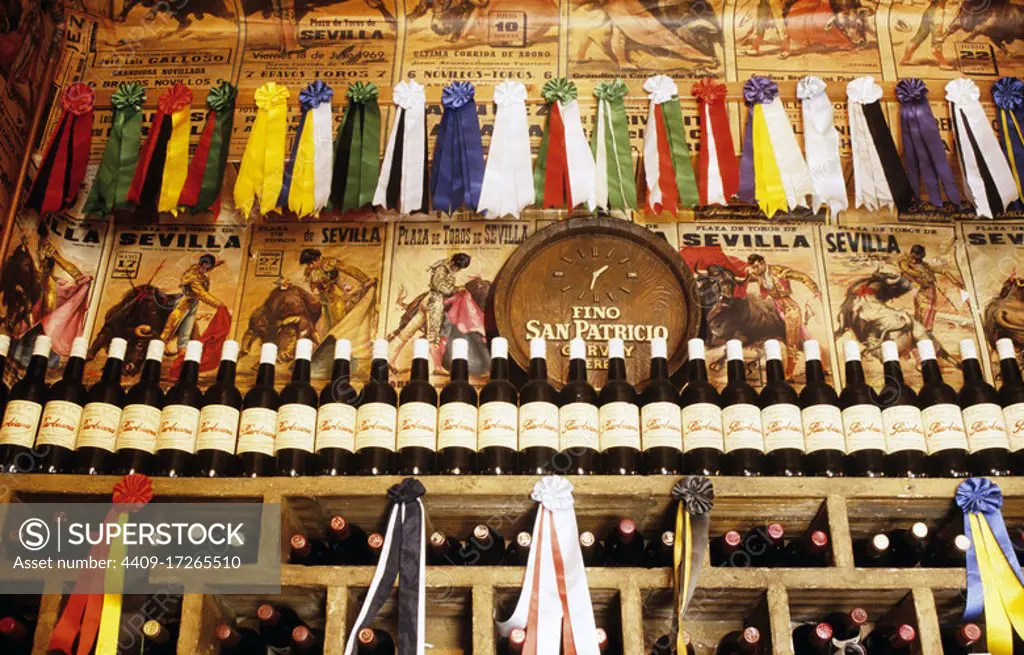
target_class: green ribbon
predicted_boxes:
[82,82,145,214]
[592,79,636,211]
[660,99,698,208]
[533,107,553,206]
[195,81,236,212]
[542,78,577,104]
[335,82,381,211]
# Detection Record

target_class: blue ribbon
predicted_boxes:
[430,81,484,213]
[896,78,960,206]
[277,81,333,210]
[956,477,1024,621]
[993,77,1024,207]
[738,76,777,204]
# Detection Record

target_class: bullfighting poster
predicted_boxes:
[820,223,977,389]
[236,221,387,386]
[677,222,834,389]
[85,223,249,385]
[383,220,532,388]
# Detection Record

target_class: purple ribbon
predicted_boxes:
[895,78,960,206]
[738,76,778,204]
[430,81,484,213]
[299,79,333,109]
[278,80,333,209]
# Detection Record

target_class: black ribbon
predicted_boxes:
[332,102,361,207]
[384,109,406,210]
[136,115,174,213]
[25,113,70,212]
[861,100,916,212]
[954,107,1006,215]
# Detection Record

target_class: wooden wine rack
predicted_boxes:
[3,475,1019,654]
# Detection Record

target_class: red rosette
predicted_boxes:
[112,473,154,513]
[691,78,727,104]
[158,83,194,114]
[62,83,95,116]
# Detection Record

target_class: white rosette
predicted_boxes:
[797,76,847,216]
[374,79,427,214]
[846,76,893,211]
[478,81,535,218]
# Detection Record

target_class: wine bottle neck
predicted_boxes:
[410,358,429,381]
[529,357,547,380]
[370,359,390,384]
[255,363,276,387]
[63,356,85,383]
[139,359,161,383]
[726,359,746,383]
[962,358,984,383]
[450,358,468,381]
[331,359,350,384]
[25,354,48,381]
[805,360,825,383]
[921,359,943,384]
[179,361,200,385]
[568,358,587,382]
[649,357,669,380]
[1001,358,1024,386]
[216,361,237,385]
[291,358,311,383]
[845,360,866,385]
[101,358,123,384]
[689,358,709,382]
[607,358,626,381]
[490,357,509,380]
[765,359,785,382]
[883,361,905,387]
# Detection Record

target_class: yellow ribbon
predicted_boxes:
[1001,112,1024,199]
[235,82,290,217]
[673,503,692,654]
[970,513,1024,654]
[288,117,317,217]
[158,107,192,215]
[752,105,788,218]
[94,513,129,655]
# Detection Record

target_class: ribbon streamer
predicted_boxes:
[343,478,426,655]
[692,78,738,207]
[331,81,381,212]
[796,76,848,216]
[592,79,636,212]
[642,75,698,214]
[126,83,192,215]
[374,79,428,214]
[234,82,290,218]
[278,80,334,217]
[25,83,95,214]
[82,83,144,215]
[847,76,915,213]
[478,81,534,218]
[947,78,1020,218]
[178,82,237,216]
[671,477,713,655]
[994,77,1024,202]
[895,78,960,207]
[431,81,485,214]
[533,78,597,211]
[497,476,599,654]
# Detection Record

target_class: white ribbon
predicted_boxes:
[311,100,333,213]
[559,100,597,212]
[946,77,1020,217]
[643,101,662,209]
[847,76,894,212]
[761,96,811,210]
[703,102,726,206]
[798,76,848,216]
[496,476,600,654]
[479,81,534,218]
[374,80,427,214]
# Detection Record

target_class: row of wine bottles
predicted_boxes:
[788,608,933,655]
[2,330,1023,478]
[852,522,971,568]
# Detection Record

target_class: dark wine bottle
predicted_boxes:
[257,604,304,654]
[328,515,370,565]
[193,340,242,478]
[783,528,830,567]
[215,623,266,655]
[275,338,317,477]
[799,340,845,477]
[0,614,32,655]
[292,625,323,653]
[519,338,560,475]
[397,338,437,475]
[237,343,280,478]
[640,336,683,475]
[0,334,51,473]
[478,337,518,475]
[460,524,505,566]
[289,533,329,566]
[604,518,644,567]
[921,533,971,567]
[315,339,357,476]
[958,338,1012,476]
[0,335,10,424]
[438,338,477,474]
[355,339,398,475]
[888,521,929,567]
[917,339,970,478]
[559,338,600,475]
[74,337,127,475]
[853,532,893,567]
[746,523,786,567]
[579,530,606,567]
[940,623,982,655]
[760,339,805,477]
[681,338,723,476]
[112,339,165,476]
[154,340,203,477]
[862,623,915,653]
[643,530,674,568]
[823,608,868,642]
[600,338,640,475]
[995,338,1024,475]
[428,531,464,565]
[839,340,886,477]
[721,339,764,476]
[715,626,761,654]
[792,622,832,655]
[142,619,177,655]
[879,341,928,478]
[357,627,395,654]
[652,631,696,655]
[710,529,743,567]
[36,336,88,474]
[504,531,532,566]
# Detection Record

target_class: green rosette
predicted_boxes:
[82,82,145,214]
[592,79,636,211]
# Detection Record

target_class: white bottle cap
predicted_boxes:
[372,339,389,361]
[764,339,782,361]
[413,338,430,360]
[260,342,278,365]
[530,338,546,360]
[220,340,240,362]
[726,339,743,362]
[881,341,899,363]
[184,340,204,363]
[452,338,468,360]
[145,339,164,361]
[491,337,508,359]
[0,334,9,357]
[295,338,313,361]
[569,338,586,361]
[872,533,890,551]
[32,334,52,357]
[844,340,861,362]
[687,338,705,361]
[109,338,127,361]
[651,337,667,359]
[335,339,351,361]
[608,338,624,360]
[960,338,978,361]
[70,336,89,359]
[917,339,936,361]
[997,338,1017,361]
[804,340,821,361]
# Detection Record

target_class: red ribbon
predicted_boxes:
[542,103,572,209]
[177,108,218,208]
[127,83,191,203]
[28,83,94,214]
[521,510,580,655]
[649,104,680,214]
[693,79,739,206]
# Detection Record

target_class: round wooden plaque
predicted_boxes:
[490,217,700,387]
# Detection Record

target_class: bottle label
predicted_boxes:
[599,401,640,451]
[356,402,398,451]
[559,402,599,450]
[396,401,437,450]
[761,403,804,452]
[921,403,968,453]
[801,404,845,453]
[438,402,478,450]
[315,403,357,452]
[721,403,764,453]
[36,400,83,449]
[478,402,517,450]
[196,405,240,453]
[519,401,559,449]
[76,402,123,452]
[841,404,885,453]
[115,404,162,454]
[641,401,682,451]
[1004,402,1024,452]
[156,404,201,453]
[682,402,723,453]
[275,403,317,453]
[236,407,277,456]
[882,405,927,453]
[0,400,43,448]
[962,402,1010,453]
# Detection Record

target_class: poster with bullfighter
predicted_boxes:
[677,222,834,390]
[820,223,978,389]
[235,221,387,386]
[384,220,532,388]
[85,223,249,385]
